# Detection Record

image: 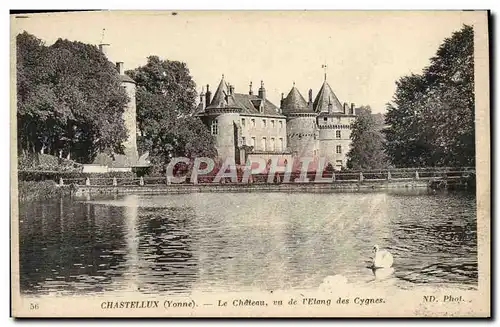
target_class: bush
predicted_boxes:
[18,170,136,185]
[18,153,82,172]
[18,180,73,202]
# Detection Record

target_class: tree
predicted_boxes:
[127,56,216,173]
[16,32,129,163]
[384,74,432,167]
[383,25,474,167]
[346,106,389,170]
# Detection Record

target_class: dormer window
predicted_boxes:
[263,119,267,128]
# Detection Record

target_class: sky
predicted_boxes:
[11,10,483,113]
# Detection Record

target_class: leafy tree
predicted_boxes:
[16,32,129,163]
[346,106,389,170]
[127,56,216,173]
[384,25,474,167]
[384,75,432,167]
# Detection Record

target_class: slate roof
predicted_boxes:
[232,93,282,116]
[281,86,312,114]
[119,74,136,84]
[204,76,283,116]
[313,81,343,113]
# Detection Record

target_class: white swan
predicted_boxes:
[372,245,394,269]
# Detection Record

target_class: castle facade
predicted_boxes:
[196,75,356,171]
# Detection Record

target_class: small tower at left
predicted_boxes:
[98,31,139,167]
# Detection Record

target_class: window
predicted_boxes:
[242,118,246,127]
[336,145,342,154]
[251,119,255,127]
[336,130,341,139]
[279,138,284,151]
[279,121,283,129]
[211,120,218,135]
[313,150,317,156]
[242,136,246,145]
[263,119,267,128]
[336,160,342,165]
[271,120,275,128]
[336,160,343,170]
[262,137,267,151]
[271,138,275,151]
[323,117,328,122]
[251,137,256,147]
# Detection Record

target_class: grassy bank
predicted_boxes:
[18,180,74,202]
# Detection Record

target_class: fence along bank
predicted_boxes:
[18,167,475,196]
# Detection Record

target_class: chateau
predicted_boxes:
[96,42,356,172]
[196,75,357,171]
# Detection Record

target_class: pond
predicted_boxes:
[18,189,477,296]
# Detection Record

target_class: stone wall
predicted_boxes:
[286,115,319,157]
[122,82,138,161]
[317,115,356,169]
[239,115,287,152]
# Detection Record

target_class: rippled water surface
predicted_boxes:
[19,189,477,295]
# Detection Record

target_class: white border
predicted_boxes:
[3,1,497,326]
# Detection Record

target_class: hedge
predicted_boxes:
[18,170,136,184]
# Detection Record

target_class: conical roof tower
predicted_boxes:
[313,80,343,113]
[281,85,313,114]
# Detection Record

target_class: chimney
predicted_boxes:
[308,89,313,104]
[205,84,212,106]
[249,81,253,95]
[258,80,266,101]
[350,103,355,115]
[229,84,235,95]
[116,62,124,75]
[200,87,206,110]
[343,102,348,114]
[280,93,284,109]
[99,43,110,57]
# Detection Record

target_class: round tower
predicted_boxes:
[314,79,356,170]
[281,85,318,159]
[116,62,138,162]
[205,75,242,163]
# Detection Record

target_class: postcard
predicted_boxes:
[10,10,490,318]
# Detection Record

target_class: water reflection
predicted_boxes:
[19,189,477,295]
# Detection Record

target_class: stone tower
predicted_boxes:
[204,75,242,162]
[281,85,318,158]
[116,61,138,162]
[98,43,138,166]
[314,78,356,169]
